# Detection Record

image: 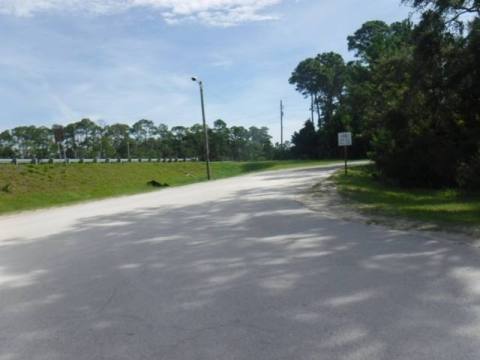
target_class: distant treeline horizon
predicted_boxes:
[0,119,288,161]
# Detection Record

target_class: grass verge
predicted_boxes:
[333,165,480,228]
[0,160,339,215]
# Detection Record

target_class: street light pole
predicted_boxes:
[192,77,212,180]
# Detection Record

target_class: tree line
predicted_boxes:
[290,0,480,190]
[0,119,278,161]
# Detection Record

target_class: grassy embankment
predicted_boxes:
[333,165,480,227]
[0,160,338,215]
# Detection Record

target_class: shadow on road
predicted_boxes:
[1,168,480,359]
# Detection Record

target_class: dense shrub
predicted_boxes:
[456,150,480,191]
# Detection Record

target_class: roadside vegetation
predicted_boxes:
[286,1,480,232]
[0,160,338,214]
[334,166,480,227]
[290,1,480,191]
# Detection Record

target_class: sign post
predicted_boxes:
[338,132,352,175]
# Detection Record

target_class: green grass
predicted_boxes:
[0,160,339,215]
[333,165,480,227]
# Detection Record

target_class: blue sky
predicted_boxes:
[0,0,411,142]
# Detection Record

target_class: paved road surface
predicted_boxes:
[1,165,480,360]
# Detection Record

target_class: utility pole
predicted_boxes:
[192,77,212,180]
[280,100,284,149]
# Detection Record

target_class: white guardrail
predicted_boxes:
[0,158,198,165]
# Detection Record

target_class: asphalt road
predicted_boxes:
[1,164,480,360]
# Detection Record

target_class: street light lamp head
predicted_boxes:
[191,77,198,82]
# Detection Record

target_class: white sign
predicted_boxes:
[338,132,352,147]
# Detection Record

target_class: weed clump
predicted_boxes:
[147,180,170,188]
[1,183,11,193]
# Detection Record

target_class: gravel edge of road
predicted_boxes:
[299,175,480,248]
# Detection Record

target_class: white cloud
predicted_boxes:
[0,0,282,26]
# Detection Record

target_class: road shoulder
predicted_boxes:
[299,175,480,247]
